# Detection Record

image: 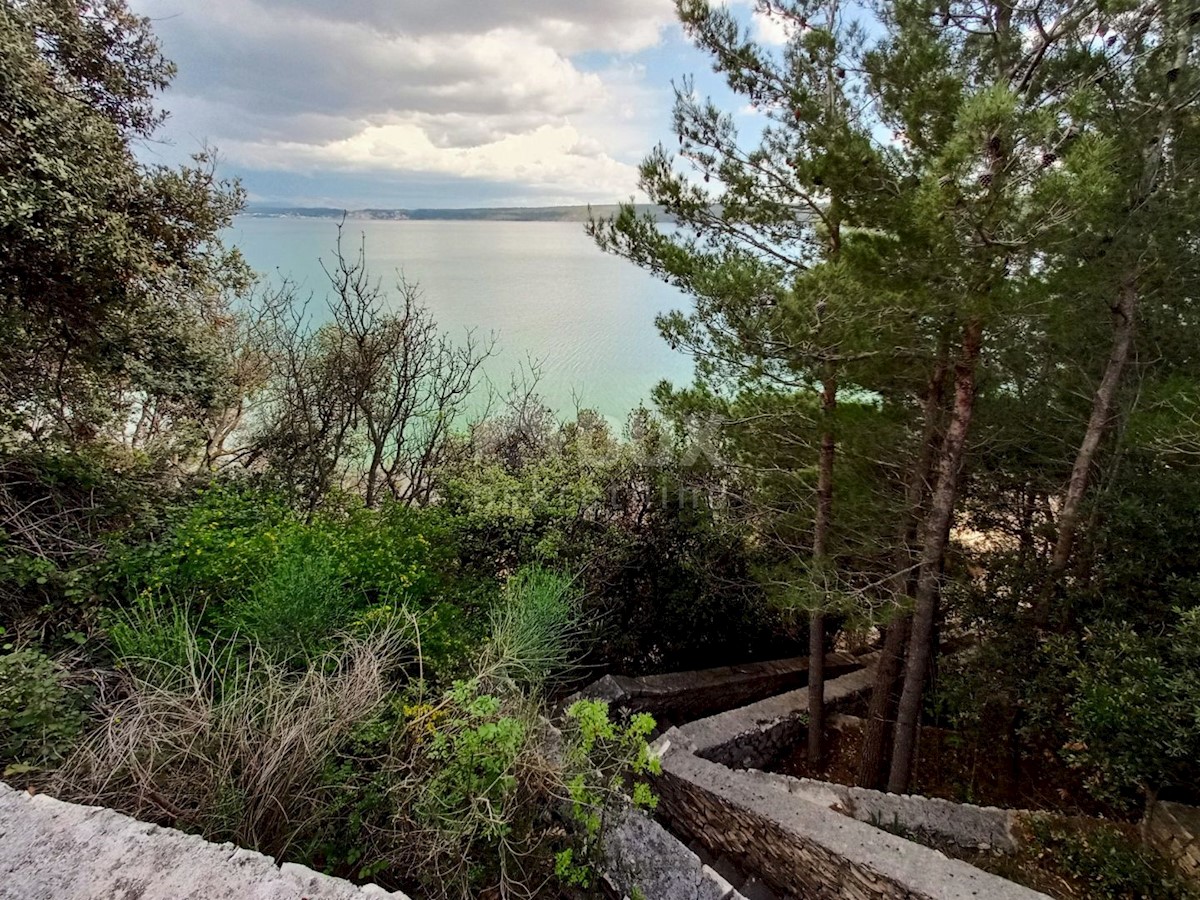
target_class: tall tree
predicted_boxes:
[598,0,1122,790]
[594,0,902,762]
[0,0,247,448]
[1033,0,1199,626]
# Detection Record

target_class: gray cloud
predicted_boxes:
[134,0,676,201]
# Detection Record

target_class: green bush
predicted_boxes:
[0,648,87,773]
[443,413,793,675]
[1064,608,1200,808]
[221,551,357,665]
[0,448,167,647]
[113,486,446,606]
[559,698,660,867]
[1026,817,1198,900]
[415,680,530,845]
[107,485,465,671]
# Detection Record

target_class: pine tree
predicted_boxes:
[595,0,1128,789]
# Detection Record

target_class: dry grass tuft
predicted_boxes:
[57,623,415,859]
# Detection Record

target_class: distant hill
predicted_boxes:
[242,204,671,223]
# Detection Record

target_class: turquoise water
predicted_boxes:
[227,217,694,423]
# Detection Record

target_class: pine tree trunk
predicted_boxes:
[858,345,948,788]
[1034,287,1138,627]
[857,615,909,787]
[808,369,838,766]
[888,317,983,794]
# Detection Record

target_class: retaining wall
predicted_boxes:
[750,768,1020,853]
[649,660,1047,899]
[680,654,879,770]
[569,653,861,730]
[653,740,1047,900]
[1147,801,1200,885]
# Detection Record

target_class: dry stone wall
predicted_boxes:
[749,769,1020,853]
[682,655,879,771]
[654,735,1049,900]
[1148,801,1200,885]
[568,653,861,730]
[647,660,1048,900]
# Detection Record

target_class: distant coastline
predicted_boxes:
[242,204,670,223]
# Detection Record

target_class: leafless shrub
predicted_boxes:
[240,224,494,514]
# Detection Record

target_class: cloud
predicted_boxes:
[749,6,798,46]
[133,0,679,202]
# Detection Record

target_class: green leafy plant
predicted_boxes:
[0,648,87,773]
[416,680,529,843]
[1064,608,1200,808]
[556,699,661,888]
[108,485,463,671]
[1026,816,1199,900]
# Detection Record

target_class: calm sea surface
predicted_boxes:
[227,217,694,422]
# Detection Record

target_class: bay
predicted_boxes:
[226,217,694,423]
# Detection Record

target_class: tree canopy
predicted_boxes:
[0,0,247,447]
[594,0,1200,793]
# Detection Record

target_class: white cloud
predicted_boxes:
[226,121,638,198]
[133,0,679,201]
[751,7,797,45]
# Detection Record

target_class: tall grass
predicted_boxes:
[57,566,608,897]
[58,622,414,858]
[484,566,581,691]
[106,592,204,684]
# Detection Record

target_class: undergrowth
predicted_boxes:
[49,566,658,899]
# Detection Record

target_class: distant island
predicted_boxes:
[243,204,671,223]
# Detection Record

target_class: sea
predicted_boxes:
[226,216,695,425]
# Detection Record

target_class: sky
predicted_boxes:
[127,0,786,208]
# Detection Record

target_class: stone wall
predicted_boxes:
[1147,801,1200,884]
[601,806,748,900]
[568,653,861,731]
[750,768,1020,853]
[0,782,411,900]
[680,656,880,770]
[653,739,1048,900]
[646,659,1047,900]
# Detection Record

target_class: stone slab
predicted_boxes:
[0,782,411,900]
[602,806,749,900]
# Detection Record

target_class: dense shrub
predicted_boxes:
[1063,608,1200,808]
[59,568,656,898]
[0,648,87,773]
[107,484,475,674]
[575,497,794,673]
[112,485,446,607]
[444,411,795,674]
[1025,817,1198,900]
[0,449,169,646]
